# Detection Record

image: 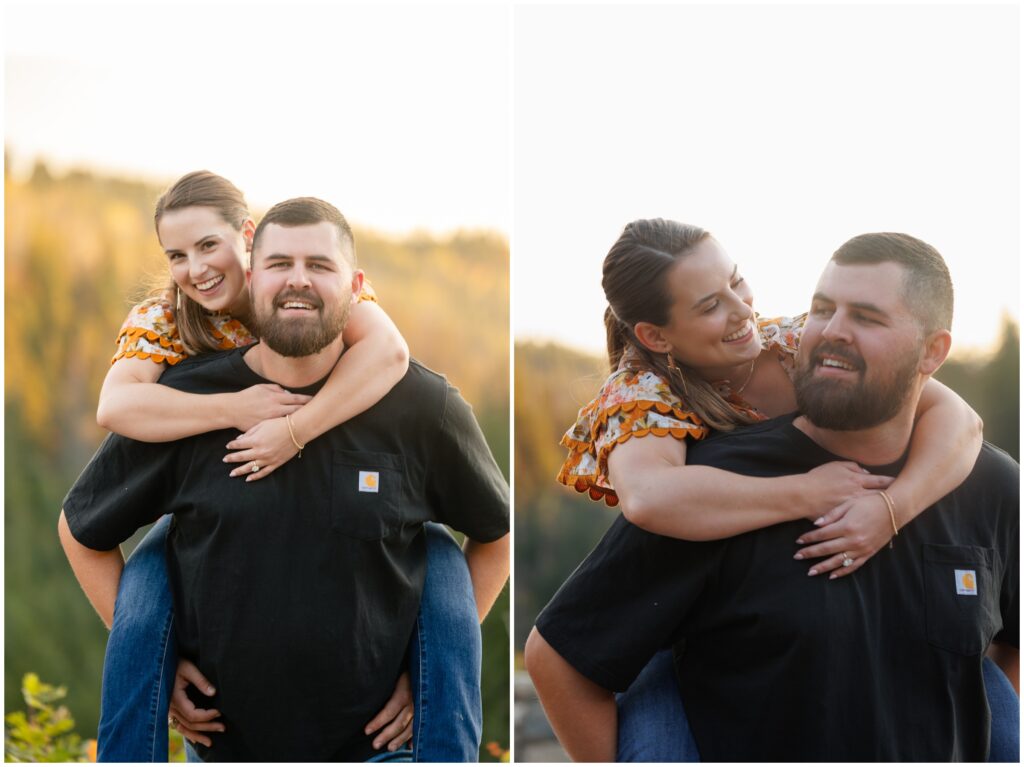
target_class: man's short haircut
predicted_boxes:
[252,197,357,267]
[831,232,953,334]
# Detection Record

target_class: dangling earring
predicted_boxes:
[666,352,689,397]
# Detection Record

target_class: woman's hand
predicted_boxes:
[224,417,298,481]
[801,461,894,521]
[363,671,414,753]
[792,493,896,579]
[229,384,311,433]
[168,659,224,747]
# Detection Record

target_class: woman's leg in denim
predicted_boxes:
[984,655,1020,762]
[407,523,482,762]
[616,649,701,762]
[97,515,177,762]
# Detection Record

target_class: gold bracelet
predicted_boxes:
[285,413,305,458]
[878,490,899,548]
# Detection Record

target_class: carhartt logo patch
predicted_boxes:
[358,471,380,493]
[954,569,977,596]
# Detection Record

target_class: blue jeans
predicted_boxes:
[616,649,1020,762]
[98,517,481,762]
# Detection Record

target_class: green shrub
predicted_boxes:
[4,673,92,762]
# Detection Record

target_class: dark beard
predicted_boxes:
[250,290,350,358]
[793,343,919,431]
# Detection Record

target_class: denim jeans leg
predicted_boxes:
[616,649,701,762]
[97,515,177,762]
[407,523,482,762]
[984,655,1020,762]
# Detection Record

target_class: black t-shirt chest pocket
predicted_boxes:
[922,543,999,656]
[330,450,407,540]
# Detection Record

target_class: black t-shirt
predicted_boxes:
[64,347,509,762]
[536,413,1018,762]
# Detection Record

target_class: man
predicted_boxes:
[59,198,510,761]
[526,233,1018,761]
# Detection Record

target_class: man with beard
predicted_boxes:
[527,232,1018,761]
[58,198,510,761]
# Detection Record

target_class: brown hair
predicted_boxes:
[831,232,953,335]
[603,218,760,432]
[153,171,251,355]
[252,197,356,267]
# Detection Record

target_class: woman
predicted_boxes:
[553,219,1016,761]
[92,171,481,762]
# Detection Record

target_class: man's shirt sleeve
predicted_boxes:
[535,515,719,692]
[62,433,176,551]
[425,382,509,542]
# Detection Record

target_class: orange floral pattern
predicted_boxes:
[112,281,379,365]
[557,313,806,506]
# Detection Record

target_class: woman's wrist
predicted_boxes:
[215,392,242,431]
[880,482,914,529]
[288,405,317,448]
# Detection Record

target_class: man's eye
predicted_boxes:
[811,306,832,316]
[731,277,745,289]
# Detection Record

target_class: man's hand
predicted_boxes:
[363,671,413,752]
[169,659,224,747]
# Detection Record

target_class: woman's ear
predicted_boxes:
[633,321,672,354]
[242,217,256,252]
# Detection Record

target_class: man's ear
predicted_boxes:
[633,321,672,354]
[919,328,952,376]
[350,269,365,305]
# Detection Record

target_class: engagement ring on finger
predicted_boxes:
[842,556,854,568]
[251,463,260,473]
[169,715,179,728]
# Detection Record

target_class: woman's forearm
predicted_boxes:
[885,379,983,528]
[288,303,409,445]
[98,380,235,441]
[617,464,807,540]
[57,510,124,629]
[524,629,618,762]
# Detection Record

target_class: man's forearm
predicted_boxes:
[524,628,618,761]
[58,509,124,629]
[462,533,509,623]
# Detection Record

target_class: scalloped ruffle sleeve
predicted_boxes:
[111,297,188,365]
[556,367,709,506]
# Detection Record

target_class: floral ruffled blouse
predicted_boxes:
[111,281,379,365]
[557,313,806,506]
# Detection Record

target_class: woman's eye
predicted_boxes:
[702,301,719,314]
[168,253,185,261]
[202,240,217,250]
[731,277,745,288]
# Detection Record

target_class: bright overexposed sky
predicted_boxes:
[514,3,1020,357]
[4,2,510,235]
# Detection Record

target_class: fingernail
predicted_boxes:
[829,573,838,580]
[808,569,818,576]
[207,686,215,694]
[795,538,805,545]
[814,517,825,526]
[793,553,803,560]
[373,740,381,749]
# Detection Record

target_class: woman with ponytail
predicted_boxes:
[554,219,1015,761]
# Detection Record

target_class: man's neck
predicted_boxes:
[243,338,345,389]
[793,406,916,467]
